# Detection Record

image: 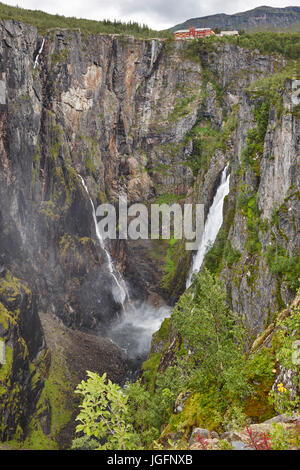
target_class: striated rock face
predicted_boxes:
[0,20,207,442]
[181,43,299,336]
[150,41,299,397]
[1,21,294,336]
[221,82,299,335]
[0,271,47,440]
[0,21,206,331]
[0,18,299,444]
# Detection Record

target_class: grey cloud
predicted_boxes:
[99,0,295,25]
[3,0,295,30]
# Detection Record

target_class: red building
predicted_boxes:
[173,27,215,40]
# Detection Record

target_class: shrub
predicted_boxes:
[245,426,272,450]
[73,371,140,450]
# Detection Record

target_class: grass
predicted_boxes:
[0,1,171,38]
[192,31,300,60]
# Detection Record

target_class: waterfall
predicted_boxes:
[78,174,170,370]
[150,39,156,69]
[77,174,128,308]
[33,38,45,69]
[107,302,170,375]
[186,165,230,287]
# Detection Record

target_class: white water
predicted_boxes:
[107,302,170,362]
[77,166,230,366]
[186,165,230,287]
[33,38,45,69]
[78,174,128,308]
[150,40,156,69]
[77,175,170,367]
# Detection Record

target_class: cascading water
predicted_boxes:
[33,38,45,69]
[78,174,128,309]
[78,174,170,372]
[186,165,230,287]
[107,302,170,378]
[150,39,156,69]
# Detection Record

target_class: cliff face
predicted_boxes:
[0,19,299,445]
[0,21,203,331]
[194,43,299,336]
[224,82,299,336]
[0,20,205,443]
[153,42,299,379]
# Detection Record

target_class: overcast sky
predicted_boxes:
[3,0,299,30]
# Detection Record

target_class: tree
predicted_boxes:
[73,371,140,450]
[172,268,249,400]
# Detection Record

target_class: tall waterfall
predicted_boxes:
[78,174,128,309]
[33,38,45,69]
[78,174,170,370]
[186,165,230,287]
[150,39,156,69]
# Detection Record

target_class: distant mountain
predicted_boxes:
[170,6,300,32]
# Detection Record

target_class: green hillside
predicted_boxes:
[171,6,300,32]
[0,1,170,38]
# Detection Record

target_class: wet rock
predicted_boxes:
[0,265,7,278]
[0,271,47,441]
[231,440,249,450]
[264,413,300,424]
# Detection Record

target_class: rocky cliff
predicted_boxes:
[0,19,299,447]
[0,20,206,446]
[195,42,299,337]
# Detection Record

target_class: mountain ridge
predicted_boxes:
[170,6,300,32]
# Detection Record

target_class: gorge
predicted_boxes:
[0,16,299,449]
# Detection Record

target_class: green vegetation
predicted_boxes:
[231,101,270,262]
[186,108,238,176]
[196,31,300,60]
[241,101,270,176]
[154,192,184,205]
[224,240,241,267]
[264,245,300,293]
[247,60,300,113]
[73,371,140,450]
[0,273,42,443]
[161,237,177,285]
[73,271,252,447]
[20,352,73,450]
[160,237,191,297]
[172,269,248,399]
[0,1,171,38]
[51,49,69,65]
[0,270,74,448]
[244,348,275,421]
[71,275,300,449]
[169,97,192,121]
[202,229,227,275]
[269,304,300,416]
